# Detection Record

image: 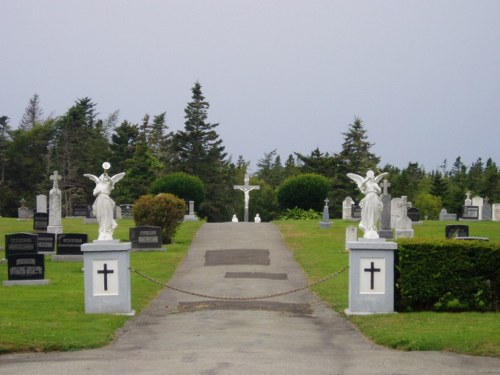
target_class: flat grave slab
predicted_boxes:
[224,272,287,280]
[177,300,312,315]
[204,249,270,266]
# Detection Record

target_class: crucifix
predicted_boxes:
[364,261,381,290]
[234,174,260,222]
[97,263,114,291]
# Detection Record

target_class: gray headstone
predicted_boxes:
[36,195,47,213]
[482,199,492,220]
[342,197,354,220]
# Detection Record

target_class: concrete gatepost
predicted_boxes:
[346,239,398,315]
[82,240,134,315]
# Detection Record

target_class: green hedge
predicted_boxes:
[396,240,500,312]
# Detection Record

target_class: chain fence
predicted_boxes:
[129,266,348,301]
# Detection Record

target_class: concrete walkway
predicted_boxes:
[1,222,499,374]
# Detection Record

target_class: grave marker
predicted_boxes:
[36,233,56,253]
[5,233,38,258]
[33,212,49,232]
[462,206,479,220]
[234,174,260,222]
[445,225,469,239]
[129,226,163,250]
[57,233,88,255]
[7,253,45,281]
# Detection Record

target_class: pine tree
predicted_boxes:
[19,93,44,131]
[170,82,230,221]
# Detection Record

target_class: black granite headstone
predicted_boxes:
[57,233,88,255]
[445,225,469,239]
[73,206,88,217]
[130,226,162,249]
[5,233,38,257]
[33,212,49,231]
[351,205,362,219]
[407,207,421,222]
[36,233,56,253]
[8,253,45,280]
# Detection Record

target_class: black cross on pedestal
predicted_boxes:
[364,261,381,290]
[97,263,114,291]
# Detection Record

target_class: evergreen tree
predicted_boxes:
[19,93,44,131]
[48,98,110,215]
[170,82,231,221]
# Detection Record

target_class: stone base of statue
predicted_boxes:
[47,225,63,235]
[82,240,134,315]
[345,238,397,315]
[378,229,394,239]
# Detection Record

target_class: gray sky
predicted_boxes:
[2,0,499,173]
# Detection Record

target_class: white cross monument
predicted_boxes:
[234,174,260,222]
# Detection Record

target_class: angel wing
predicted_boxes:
[83,173,100,184]
[373,172,389,184]
[110,172,125,184]
[347,173,365,188]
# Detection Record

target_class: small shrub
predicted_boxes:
[279,207,321,220]
[278,173,330,211]
[133,193,186,243]
[150,172,205,209]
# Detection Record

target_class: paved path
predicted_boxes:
[1,223,499,374]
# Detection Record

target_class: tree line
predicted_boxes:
[1,83,499,221]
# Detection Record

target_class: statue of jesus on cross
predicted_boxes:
[234,174,260,222]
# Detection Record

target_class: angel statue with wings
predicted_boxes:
[347,170,389,239]
[84,162,125,241]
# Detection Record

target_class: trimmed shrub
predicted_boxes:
[150,172,205,208]
[397,239,500,312]
[277,173,330,211]
[133,193,186,244]
[279,207,321,220]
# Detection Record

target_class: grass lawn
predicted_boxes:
[0,217,203,353]
[276,219,500,357]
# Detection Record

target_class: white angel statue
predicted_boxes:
[347,170,389,239]
[84,162,125,241]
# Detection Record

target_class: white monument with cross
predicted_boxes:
[234,174,260,222]
[47,170,63,234]
[81,162,133,315]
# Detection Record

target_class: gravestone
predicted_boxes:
[73,206,88,217]
[342,197,354,220]
[319,198,332,229]
[18,199,34,220]
[380,179,391,229]
[5,233,38,257]
[445,225,469,239]
[439,208,457,221]
[345,226,357,251]
[493,204,500,221]
[129,226,163,250]
[7,254,45,281]
[184,200,198,222]
[464,191,472,206]
[472,196,484,219]
[33,212,49,232]
[351,204,361,220]
[119,204,134,219]
[462,206,479,220]
[482,198,492,220]
[84,205,98,224]
[394,196,414,239]
[36,194,47,213]
[47,170,63,235]
[53,234,88,261]
[36,233,56,253]
[390,197,402,229]
[407,207,421,222]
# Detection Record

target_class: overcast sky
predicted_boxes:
[2,0,499,173]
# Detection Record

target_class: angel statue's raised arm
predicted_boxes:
[347,170,388,239]
[84,162,125,241]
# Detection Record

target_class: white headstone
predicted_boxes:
[47,171,63,234]
[345,226,357,251]
[342,197,354,220]
[472,196,484,219]
[492,204,500,221]
[465,191,472,206]
[36,195,47,213]
[390,197,403,229]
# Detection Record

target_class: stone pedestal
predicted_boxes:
[82,240,134,315]
[346,239,397,315]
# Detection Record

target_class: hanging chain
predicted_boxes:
[129,266,348,301]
